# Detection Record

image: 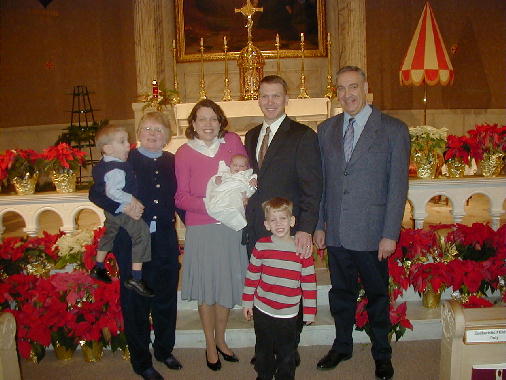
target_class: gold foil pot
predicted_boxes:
[422,288,442,308]
[51,169,77,193]
[81,341,103,362]
[412,151,439,179]
[479,152,504,177]
[445,158,466,178]
[54,343,75,360]
[12,172,39,195]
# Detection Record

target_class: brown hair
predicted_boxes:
[137,111,172,146]
[262,197,293,219]
[259,75,288,94]
[95,124,128,152]
[336,65,367,81]
[185,99,228,140]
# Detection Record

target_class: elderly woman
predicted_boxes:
[90,111,181,380]
[175,99,248,371]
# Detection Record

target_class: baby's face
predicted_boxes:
[230,157,249,173]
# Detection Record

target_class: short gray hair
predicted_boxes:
[337,66,367,81]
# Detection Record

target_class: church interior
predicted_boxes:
[0,1,505,379]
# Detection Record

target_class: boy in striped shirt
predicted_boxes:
[242,197,317,380]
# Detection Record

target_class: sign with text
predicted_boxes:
[465,328,506,344]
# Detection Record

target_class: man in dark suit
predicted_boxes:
[314,66,410,380]
[244,75,323,366]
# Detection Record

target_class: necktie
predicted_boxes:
[343,118,355,162]
[258,126,271,168]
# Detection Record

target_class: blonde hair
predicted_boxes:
[137,111,172,146]
[262,197,293,219]
[95,124,128,152]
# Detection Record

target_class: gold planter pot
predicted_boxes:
[51,169,77,193]
[413,151,438,179]
[479,152,504,177]
[81,341,103,362]
[12,172,39,195]
[445,158,466,178]
[422,289,442,309]
[53,343,75,360]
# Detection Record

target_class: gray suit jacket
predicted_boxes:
[316,106,410,251]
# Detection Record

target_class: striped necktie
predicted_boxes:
[258,126,271,168]
[343,118,355,162]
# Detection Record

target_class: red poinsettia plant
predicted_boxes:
[41,143,87,172]
[0,148,42,182]
[444,135,477,165]
[443,223,506,304]
[467,123,506,162]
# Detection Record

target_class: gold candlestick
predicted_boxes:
[297,32,309,99]
[222,36,232,101]
[171,39,181,104]
[324,32,336,99]
[199,37,207,101]
[275,33,281,75]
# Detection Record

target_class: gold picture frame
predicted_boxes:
[175,0,327,62]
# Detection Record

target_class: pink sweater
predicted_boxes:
[175,132,247,226]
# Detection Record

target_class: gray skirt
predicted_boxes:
[181,223,248,308]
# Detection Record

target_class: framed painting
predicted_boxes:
[175,0,327,62]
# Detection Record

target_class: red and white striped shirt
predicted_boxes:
[242,236,317,322]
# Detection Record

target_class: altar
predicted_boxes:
[132,97,334,137]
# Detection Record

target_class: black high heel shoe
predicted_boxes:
[216,346,239,362]
[205,351,222,371]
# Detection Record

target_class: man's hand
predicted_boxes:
[313,230,326,250]
[295,231,313,259]
[378,238,396,261]
[249,178,258,188]
[123,197,144,220]
[243,307,253,321]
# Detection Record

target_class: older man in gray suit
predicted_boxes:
[313,66,410,380]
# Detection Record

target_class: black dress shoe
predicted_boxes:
[90,266,112,283]
[206,351,221,371]
[216,346,239,362]
[124,278,155,297]
[375,359,394,380]
[140,367,164,380]
[250,355,256,365]
[159,353,182,370]
[316,350,352,370]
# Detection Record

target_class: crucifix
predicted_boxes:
[234,0,263,43]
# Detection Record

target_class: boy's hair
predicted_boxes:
[95,124,128,152]
[262,197,293,219]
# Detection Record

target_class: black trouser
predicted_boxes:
[327,245,392,361]
[253,308,298,380]
[114,225,180,375]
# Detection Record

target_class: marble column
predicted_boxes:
[336,0,367,72]
[133,0,175,95]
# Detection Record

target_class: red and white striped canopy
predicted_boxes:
[400,2,454,86]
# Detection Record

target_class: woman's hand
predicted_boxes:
[123,197,144,220]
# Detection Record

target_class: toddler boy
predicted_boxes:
[90,124,154,297]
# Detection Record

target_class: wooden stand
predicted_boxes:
[440,300,506,380]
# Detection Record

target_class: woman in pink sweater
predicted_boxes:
[175,99,249,371]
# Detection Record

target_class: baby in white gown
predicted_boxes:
[204,154,257,231]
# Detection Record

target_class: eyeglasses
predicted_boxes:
[141,126,164,134]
